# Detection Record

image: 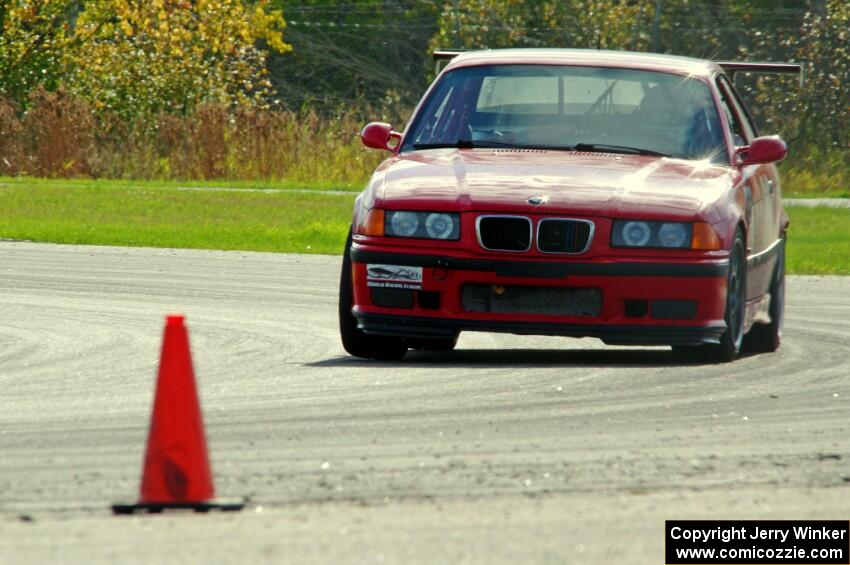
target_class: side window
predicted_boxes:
[716,76,755,146]
[717,93,745,147]
[722,77,760,137]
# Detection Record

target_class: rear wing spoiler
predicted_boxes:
[432,53,806,85]
[717,61,805,87]
[433,49,467,74]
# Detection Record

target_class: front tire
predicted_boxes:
[339,229,408,361]
[709,229,747,361]
[745,236,785,353]
[673,228,746,363]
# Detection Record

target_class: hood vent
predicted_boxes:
[491,149,622,158]
[568,151,622,158]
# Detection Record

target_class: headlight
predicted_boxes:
[385,211,460,240]
[658,222,689,248]
[388,211,419,237]
[622,221,651,246]
[425,213,455,239]
[611,220,693,248]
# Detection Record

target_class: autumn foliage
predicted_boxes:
[67,0,289,119]
[0,0,846,185]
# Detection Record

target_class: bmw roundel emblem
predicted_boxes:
[528,195,547,205]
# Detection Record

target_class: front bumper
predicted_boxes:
[351,246,728,346]
[356,313,725,345]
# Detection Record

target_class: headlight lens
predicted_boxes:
[658,222,689,248]
[388,211,419,237]
[611,220,693,248]
[622,221,652,246]
[385,211,460,240]
[425,213,455,239]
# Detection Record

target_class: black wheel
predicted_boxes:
[339,229,407,361]
[745,236,785,353]
[673,228,746,363]
[706,228,747,362]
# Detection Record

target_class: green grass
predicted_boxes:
[786,207,850,275]
[0,180,356,254]
[0,176,364,193]
[0,180,848,273]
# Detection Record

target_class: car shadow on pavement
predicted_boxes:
[310,347,725,369]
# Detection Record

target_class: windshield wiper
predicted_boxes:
[412,139,524,149]
[574,143,670,157]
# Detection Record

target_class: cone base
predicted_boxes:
[111,497,246,515]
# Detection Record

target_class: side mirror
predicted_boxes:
[361,122,401,152]
[736,135,788,166]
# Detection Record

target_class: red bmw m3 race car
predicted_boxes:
[339,49,799,362]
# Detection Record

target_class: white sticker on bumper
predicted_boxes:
[366,264,423,290]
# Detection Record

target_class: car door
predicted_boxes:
[716,75,778,301]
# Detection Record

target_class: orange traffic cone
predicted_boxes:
[112,315,245,514]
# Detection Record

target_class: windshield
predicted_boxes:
[402,65,726,162]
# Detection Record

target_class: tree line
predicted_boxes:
[274,0,847,148]
[0,0,846,180]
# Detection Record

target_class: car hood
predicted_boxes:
[372,149,737,220]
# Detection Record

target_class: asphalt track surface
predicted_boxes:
[1,241,848,564]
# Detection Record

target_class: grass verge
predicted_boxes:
[0,181,848,274]
[0,176,364,193]
[0,180,356,255]
[785,207,850,275]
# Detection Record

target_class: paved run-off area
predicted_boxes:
[0,242,848,564]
